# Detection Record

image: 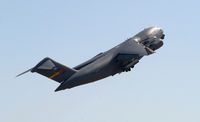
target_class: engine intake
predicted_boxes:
[149,40,163,51]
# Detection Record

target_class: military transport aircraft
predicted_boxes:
[17,27,165,92]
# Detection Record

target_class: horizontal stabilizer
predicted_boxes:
[16,68,32,77]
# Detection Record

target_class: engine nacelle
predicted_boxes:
[149,39,163,51]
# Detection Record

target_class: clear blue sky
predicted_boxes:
[1,0,200,122]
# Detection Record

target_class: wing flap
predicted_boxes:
[115,54,140,72]
[116,54,139,62]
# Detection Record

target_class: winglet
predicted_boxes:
[16,68,32,77]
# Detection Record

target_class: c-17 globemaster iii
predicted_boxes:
[17,27,165,92]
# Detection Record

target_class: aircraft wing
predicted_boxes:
[114,39,151,71]
[115,53,140,70]
[118,39,149,56]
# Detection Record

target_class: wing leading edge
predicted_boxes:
[118,39,148,57]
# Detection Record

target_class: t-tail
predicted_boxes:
[17,57,77,84]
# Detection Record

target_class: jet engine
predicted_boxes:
[149,39,163,51]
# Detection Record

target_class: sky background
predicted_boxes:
[0,0,200,122]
